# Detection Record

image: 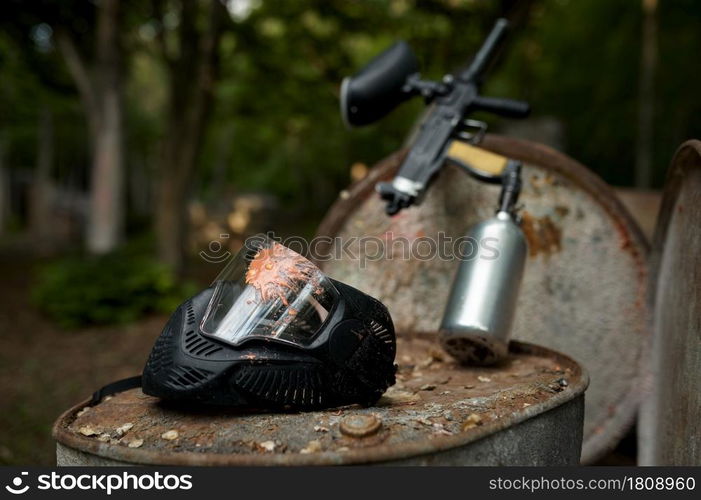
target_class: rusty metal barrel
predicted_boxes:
[638,140,701,465]
[54,340,586,465]
[314,135,650,463]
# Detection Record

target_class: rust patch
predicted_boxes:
[521,212,562,257]
[245,242,320,305]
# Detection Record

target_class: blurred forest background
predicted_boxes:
[0,0,700,465]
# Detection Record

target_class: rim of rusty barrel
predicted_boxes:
[639,139,701,465]
[314,135,650,464]
[53,341,588,466]
[648,139,701,301]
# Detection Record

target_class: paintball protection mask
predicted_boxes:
[141,235,397,410]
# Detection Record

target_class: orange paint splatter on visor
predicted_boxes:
[245,242,320,305]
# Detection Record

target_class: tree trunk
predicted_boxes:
[55,0,124,254]
[155,112,201,272]
[0,132,8,236]
[30,108,55,250]
[155,158,190,271]
[87,77,124,253]
[86,0,124,253]
[154,0,225,273]
[635,0,658,188]
[128,154,152,216]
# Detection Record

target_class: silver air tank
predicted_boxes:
[439,161,527,365]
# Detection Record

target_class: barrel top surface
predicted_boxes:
[54,339,587,466]
[640,139,701,465]
[314,135,650,463]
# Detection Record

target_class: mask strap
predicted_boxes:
[90,375,142,405]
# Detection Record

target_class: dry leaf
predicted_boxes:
[161,430,179,440]
[300,440,322,454]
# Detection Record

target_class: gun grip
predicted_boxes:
[445,141,509,181]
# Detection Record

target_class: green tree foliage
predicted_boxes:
[3,0,701,249]
[0,29,86,195]
[491,0,701,186]
[32,245,195,327]
[197,0,701,210]
[200,0,499,215]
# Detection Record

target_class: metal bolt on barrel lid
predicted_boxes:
[340,414,382,438]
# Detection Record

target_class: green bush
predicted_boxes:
[32,250,195,328]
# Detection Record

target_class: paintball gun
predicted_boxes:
[340,17,530,215]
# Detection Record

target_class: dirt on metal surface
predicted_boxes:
[54,339,587,465]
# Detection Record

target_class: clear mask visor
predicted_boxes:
[200,236,338,347]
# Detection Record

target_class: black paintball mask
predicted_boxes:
[141,235,396,410]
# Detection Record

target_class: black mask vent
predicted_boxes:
[146,315,176,375]
[369,319,394,347]
[234,364,325,408]
[185,301,197,326]
[184,328,223,357]
[182,300,224,358]
[166,365,214,390]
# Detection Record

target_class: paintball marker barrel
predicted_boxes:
[459,18,509,83]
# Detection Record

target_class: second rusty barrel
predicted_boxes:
[315,135,650,463]
[639,140,701,465]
